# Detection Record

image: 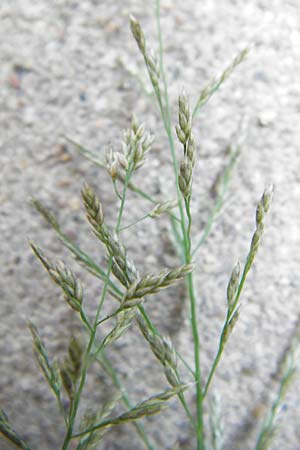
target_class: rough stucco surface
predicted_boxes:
[1,0,300,449]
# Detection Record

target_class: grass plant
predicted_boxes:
[1,3,300,450]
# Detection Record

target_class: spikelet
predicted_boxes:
[136,312,180,387]
[245,185,274,274]
[30,242,83,312]
[176,94,196,199]
[28,322,61,398]
[124,264,193,307]
[226,262,240,311]
[81,184,138,286]
[130,15,160,88]
[149,199,178,218]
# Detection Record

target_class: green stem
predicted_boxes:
[184,198,204,450]
[192,196,223,257]
[154,3,203,444]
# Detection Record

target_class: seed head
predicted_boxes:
[130,15,146,54]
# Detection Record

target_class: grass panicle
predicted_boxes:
[3,5,294,450]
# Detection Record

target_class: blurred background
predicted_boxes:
[1,0,300,449]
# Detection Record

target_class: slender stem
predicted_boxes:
[192,196,223,257]
[184,198,204,450]
[154,3,203,444]
[192,147,240,257]
[120,213,152,231]
[156,0,172,129]
[203,315,229,398]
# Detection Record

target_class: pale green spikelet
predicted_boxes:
[136,312,181,387]
[30,242,84,312]
[81,184,138,287]
[245,185,274,274]
[149,199,178,218]
[102,309,137,348]
[28,322,61,398]
[124,264,193,305]
[226,262,241,310]
[129,14,146,54]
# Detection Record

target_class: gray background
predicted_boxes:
[1,0,300,449]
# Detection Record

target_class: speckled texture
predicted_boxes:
[1,0,300,449]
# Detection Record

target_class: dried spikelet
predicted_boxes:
[226,262,240,309]
[102,309,137,348]
[149,199,178,218]
[0,410,30,450]
[122,115,154,171]
[130,15,160,88]
[124,264,193,303]
[28,322,61,397]
[105,148,119,181]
